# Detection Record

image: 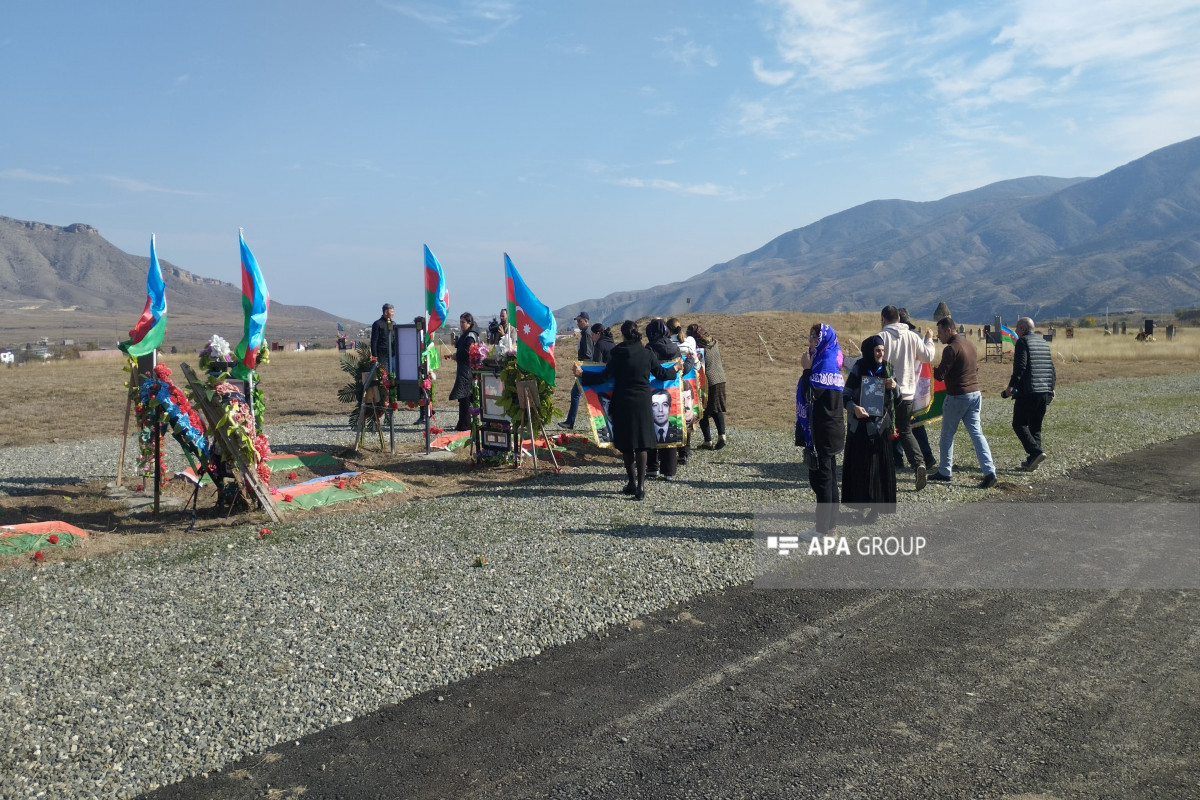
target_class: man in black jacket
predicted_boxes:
[370,303,396,366]
[1002,316,1056,471]
[561,311,594,429]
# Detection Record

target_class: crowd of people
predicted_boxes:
[796,306,1056,537]
[373,299,1057,530]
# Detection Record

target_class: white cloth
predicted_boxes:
[878,322,936,400]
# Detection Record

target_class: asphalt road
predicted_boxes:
[147,435,1200,800]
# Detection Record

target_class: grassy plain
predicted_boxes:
[1,312,1197,448]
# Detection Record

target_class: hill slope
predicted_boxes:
[0,217,362,348]
[558,137,1200,324]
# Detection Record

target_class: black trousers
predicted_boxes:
[646,447,679,477]
[893,398,919,469]
[808,453,839,533]
[1012,393,1050,457]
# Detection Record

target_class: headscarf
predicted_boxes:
[796,323,844,449]
[646,319,670,343]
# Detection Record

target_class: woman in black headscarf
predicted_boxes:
[574,320,681,500]
[448,312,481,431]
[841,334,899,520]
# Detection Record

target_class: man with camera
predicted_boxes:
[1002,316,1056,471]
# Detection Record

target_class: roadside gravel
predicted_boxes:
[1,371,1198,799]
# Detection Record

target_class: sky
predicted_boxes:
[3,0,1200,329]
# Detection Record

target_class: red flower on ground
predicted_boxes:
[430,426,444,435]
[406,402,416,409]
[337,479,345,489]
[283,494,294,502]
[47,534,59,544]
[288,471,297,480]
[135,484,144,492]
[33,550,45,562]
[258,527,270,538]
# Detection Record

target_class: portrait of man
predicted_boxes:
[650,389,684,444]
[682,385,696,427]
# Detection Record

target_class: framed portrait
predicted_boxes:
[859,376,886,417]
[649,362,686,449]
[480,373,507,422]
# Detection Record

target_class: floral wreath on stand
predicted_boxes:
[194,335,273,503]
[126,357,169,486]
[138,363,210,472]
[496,356,559,464]
[336,342,402,433]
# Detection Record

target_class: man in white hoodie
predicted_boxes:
[879,305,937,490]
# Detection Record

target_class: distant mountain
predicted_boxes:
[557,137,1200,324]
[0,217,364,348]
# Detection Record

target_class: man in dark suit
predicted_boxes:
[650,389,684,444]
[370,303,397,368]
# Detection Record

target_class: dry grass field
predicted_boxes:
[1,312,1196,448]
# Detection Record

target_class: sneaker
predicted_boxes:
[1024,453,1046,472]
[646,470,660,479]
[979,474,998,489]
[928,472,952,483]
[660,474,674,481]
[558,421,575,430]
[915,465,927,492]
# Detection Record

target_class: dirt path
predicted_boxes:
[146,434,1200,800]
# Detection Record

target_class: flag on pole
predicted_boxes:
[337,322,344,332]
[912,361,946,426]
[119,235,167,357]
[504,253,557,386]
[1000,324,1018,346]
[424,245,450,341]
[233,229,270,379]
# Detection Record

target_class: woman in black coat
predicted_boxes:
[575,320,681,500]
[590,323,616,363]
[448,312,481,431]
[842,334,899,519]
[644,319,683,480]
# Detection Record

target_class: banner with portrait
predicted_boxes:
[680,359,702,439]
[649,361,686,449]
[576,362,614,448]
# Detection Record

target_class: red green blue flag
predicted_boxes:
[504,253,557,386]
[233,229,270,379]
[119,235,167,358]
[1000,324,1018,346]
[424,245,449,341]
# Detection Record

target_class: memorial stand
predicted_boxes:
[513,379,558,475]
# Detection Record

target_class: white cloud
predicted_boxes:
[769,0,896,90]
[0,168,71,184]
[751,57,793,87]
[384,0,518,45]
[609,177,728,197]
[735,99,789,136]
[97,175,202,196]
[656,28,718,68]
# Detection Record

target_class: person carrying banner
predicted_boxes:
[842,334,899,520]
[574,320,681,501]
[689,323,728,450]
[878,305,937,490]
[797,323,845,536]
[645,319,683,480]
[1002,316,1056,471]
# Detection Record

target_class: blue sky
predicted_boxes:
[3,0,1199,328]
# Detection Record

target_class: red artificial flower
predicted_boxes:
[269,486,279,495]
[135,484,144,492]
[258,527,271,538]
[389,402,399,410]
[47,534,59,544]
[430,426,444,435]
[283,494,294,502]
[33,550,45,562]
[153,363,172,380]
[337,479,346,489]
[406,402,416,409]
[288,471,297,480]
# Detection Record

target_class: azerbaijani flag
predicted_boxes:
[1000,324,1018,346]
[424,245,449,341]
[912,361,946,426]
[119,235,167,357]
[504,253,557,386]
[233,229,270,379]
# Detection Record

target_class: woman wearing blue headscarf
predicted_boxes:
[842,334,899,521]
[796,323,845,535]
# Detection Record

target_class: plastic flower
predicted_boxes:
[33,551,45,562]
[288,471,297,480]
[258,527,271,538]
[282,493,294,502]
[47,534,59,544]
[337,479,346,489]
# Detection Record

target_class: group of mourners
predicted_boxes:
[798,306,1056,536]
[568,315,727,501]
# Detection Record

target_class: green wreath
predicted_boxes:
[497,356,558,426]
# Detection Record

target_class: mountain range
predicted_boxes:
[0,216,361,349]
[556,136,1200,325]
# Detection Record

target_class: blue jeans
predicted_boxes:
[938,391,994,477]
[564,382,582,427]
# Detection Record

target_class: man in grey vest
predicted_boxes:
[1002,316,1057,471]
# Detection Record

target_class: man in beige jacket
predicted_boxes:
[878,305,937,490]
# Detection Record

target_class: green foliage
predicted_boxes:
[498,356,558,427]
[338,342,389,432]
[1079,316,1096,328]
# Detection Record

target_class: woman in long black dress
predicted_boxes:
[448,312,481,431]
[797,323,845,535]
[575,320,680,500]
[842,334,899,520]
